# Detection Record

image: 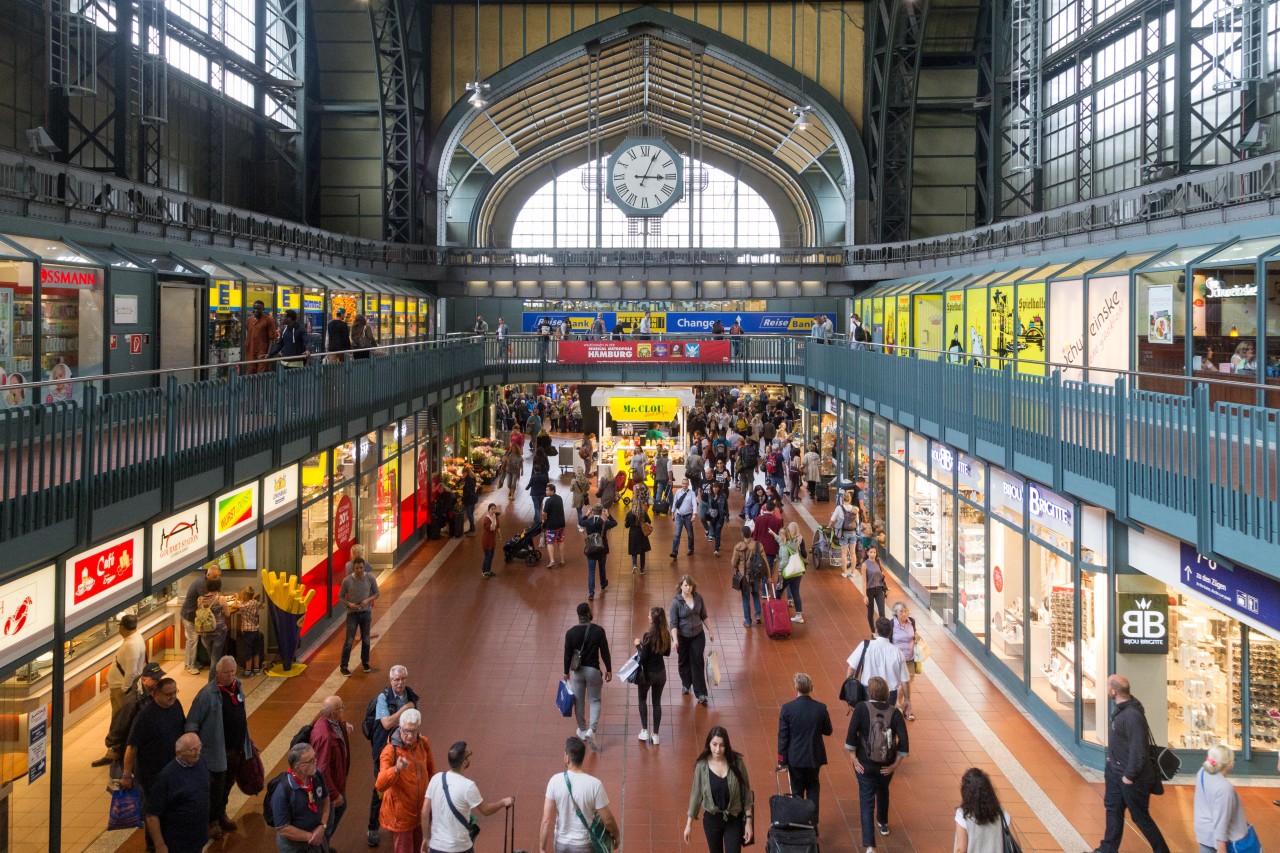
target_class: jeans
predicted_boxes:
[586,556,607,596]
[341,610,373,669]
[783,576,804,613]
[327,800,347,841]
[702,811,744,853]
[532,494,546,524]
[482,548,495,575]
[464,501,476,532]
[653,480,671,506]
[211,747,245,823]
[368,783,383,831]
[856,766,892,846]
[789,766,822,818]
[866,587,886,633]
[637,670,666,733]
[740,578,762,622]
[709,515,725,550]
[672,514,695,554]
[571,666,604,733]
[183,619,199,669]
[200,631,226,680]
[1100,764,1169,853]
[677,632,708,696]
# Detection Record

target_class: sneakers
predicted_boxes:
[670,553,678,559]
[696,695,709,705]
[637,729,649,742]
[601,581,609,592]
[743,620,751,627]
[650,733,659,745]
[368,829,381,847]
[878,823,889,836]
[483,571,495,579]
[588,593,594,601]
[362,664,373,673]
[714,549,720,556]
[340,667,352,677]
[791,615,805,623]
[578,526,586,533]
[681,687,692,695]
[632,565,638,573]
[576,728,588,740]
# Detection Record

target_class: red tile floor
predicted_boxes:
[108,440,1280,853]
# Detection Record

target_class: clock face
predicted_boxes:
[605,138,684,217]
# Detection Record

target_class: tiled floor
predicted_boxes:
[95,437,1279,853]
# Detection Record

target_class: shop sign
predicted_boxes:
[151,503,210,578]
[608,396,682,423]
[521,311,816,335]
[1117,592,1170,654]
[1180,544,1280,634]
[930,442,954,474]
[416,448,430,495]
[1028,483,1073,536]
[0,566,55,670]
[334,494,355,548]
[824,396,837,416]
[27,705,47,784]
[1203,278,1256,299]
[40,265,99,287]
[214,483,258,544]
[65,529,145,617]
[994,471,1024,520]
[304,293,324,312]
[365,295,379,314]
[261,464,299,522]
[957,454,985,494]
[558,340,731,364]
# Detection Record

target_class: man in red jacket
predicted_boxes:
[752,501,784,577]
[309,695,352,844]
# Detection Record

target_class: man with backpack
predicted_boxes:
[732,525,768,626]
[845,676,909,851]
[765,446,787,495]
[268,742,332,852]
[309,695,352,843]
[364,665,420,847]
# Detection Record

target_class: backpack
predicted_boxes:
[290,722,315,749]
[854,323,870,343]
[863,702,899,764]
[193,601,217,635]
[747,545,768,583]
[262,771,288,828]
[766,453,781,475]
[362,686,420,741]
[714,441,728,461]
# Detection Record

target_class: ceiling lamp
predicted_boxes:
[789,104,813,132]
[466,80,489,110]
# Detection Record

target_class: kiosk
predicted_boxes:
[590,386,694,470]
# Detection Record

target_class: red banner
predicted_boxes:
[557,339,732,364]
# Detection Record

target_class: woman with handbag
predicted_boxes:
[890,602,917,721]
[776,523,807,625]
[1193,744,1256,853]
[861,546,889,634]
[702,481,729,556]
[670,576,714,705]
[625,499,651,574]
[581,505,616,601]
[633,607,671,745]
[952,767,1014,853]
[684,726,754,853]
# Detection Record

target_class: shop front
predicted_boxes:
[443,389,486,466]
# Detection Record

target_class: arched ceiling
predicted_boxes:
[429,8,868,247]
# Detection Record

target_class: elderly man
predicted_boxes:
[846,618,912,707]
[144,733,210,853]
[271,743,331,853]
[180,566,221,674]
[309,695,352,842]
[97,661,165,768]
[185,655,251,841]
[368,665,420,847]
[121,677,185,823]
[375,708,435,853]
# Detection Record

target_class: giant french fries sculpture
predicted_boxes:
[261,569,316,677]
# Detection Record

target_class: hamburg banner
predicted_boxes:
[556,340,732,364]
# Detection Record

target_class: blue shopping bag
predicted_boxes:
[556,679,574,717]
[107,786,143,830]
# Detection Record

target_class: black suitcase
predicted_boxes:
[449,514,465,538]
[770,769,818,829]
[653,499,671,516]
[815,481,830,502]
[766,825,819,852]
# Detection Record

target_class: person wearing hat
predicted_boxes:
[96,661,167,767]
[326,306,351,360]
[107,614,147,715]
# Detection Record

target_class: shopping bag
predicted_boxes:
[618,653,641,684]
[556,679,574,717]
[781,553,806,579]
[236,741,265,795]
[913,637,932,663]
[107,787,144,830]
[705,648,721,687]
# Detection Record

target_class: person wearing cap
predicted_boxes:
[108,613,147,714]
[95,660,167,768]
[327,306,351,360]
[270,308,309,366]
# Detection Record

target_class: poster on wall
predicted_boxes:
[1014,283,1047,375]
[261,464,300,523]
[0,566,55,671]
[1117,592,1170,653]
[1147,284,1174,344]
[1049,279,1085,381]
[521,312,816,335]
[0,289,12,359]
[965,287,989,364]
[896,296,912,355]
[213,483,258,545]
[557,340,731,364]
[944,292,965,363]
[1087,275,1131,377]
[151,502,211,581]
[990,286,1017,363]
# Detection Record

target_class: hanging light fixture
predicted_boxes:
[790,104,813,132]
[466,0,488,110]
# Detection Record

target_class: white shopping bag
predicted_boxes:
[705,648,721,687]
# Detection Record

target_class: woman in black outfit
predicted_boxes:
[625,500,652,574]
[535,428,553,456]
[670,575,715,705]
[633,606,671,745]
[528,448,551,525]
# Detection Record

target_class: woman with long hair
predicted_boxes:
[670,575,714,704]
[535,428,553,456]
[498,444,523,501]
[776,522,807,624]
[952,767,1010,853]
[633,606,671,745]
[350,314,376,358]
[684,726,754,852]
[861,545,889,634]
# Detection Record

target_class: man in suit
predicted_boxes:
[776,672,833,816]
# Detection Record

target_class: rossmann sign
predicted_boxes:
[40,266,100,287]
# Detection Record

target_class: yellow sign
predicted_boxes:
[608,397,681,422]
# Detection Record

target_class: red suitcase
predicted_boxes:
[762,578,792,638]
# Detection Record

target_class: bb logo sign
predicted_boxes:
[1118,593,1169,654]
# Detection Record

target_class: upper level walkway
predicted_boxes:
[3,334,1277,580]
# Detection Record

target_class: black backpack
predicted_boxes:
[291,722,315,749]
[261,771,289,828]
[747,545,768,583]
[362,686,420,741]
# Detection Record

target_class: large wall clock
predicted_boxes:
[605,137,685,217]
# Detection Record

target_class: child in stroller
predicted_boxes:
[811,525,840,567]
[503,521,544,566]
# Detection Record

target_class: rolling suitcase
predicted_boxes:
[815,480,830,502]
[762,573,792,639]
[653,499,671,516]
[766,825,819,852]
[768,769,819,852]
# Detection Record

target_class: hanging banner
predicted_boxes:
[1180,544,1280,635]
[608,397,683,422]
[521,312,815,334]
[1147,284,1174,344]
[557,339,731,364]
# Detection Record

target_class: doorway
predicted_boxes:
[159,282,202,383]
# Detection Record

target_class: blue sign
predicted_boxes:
[520,312,817,334]
[1180,543,1280,635]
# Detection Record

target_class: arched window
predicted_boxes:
[512,157,780,248]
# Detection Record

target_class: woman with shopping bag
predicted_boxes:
[670,576,714,705]
[632,607,672,745]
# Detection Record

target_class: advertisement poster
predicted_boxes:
[883,298,897,353]
[944,292,965,363]
[64,529,145,626]
[556,339,731,364]
[0,566,56,670]
[1014,282,1047,375]
[913,295,943,360]
[0,289,13,359]
[965,287,988,364]
[213,483,258,544]
[1049,278,1085,381]
[521,312,815,335]
[1087,275,1131,377]
[261,464,300,522]
[1147,284,1174,344]
[28,706,47,784]
[151,503,210,580]
[896,296,912,356]
[990,286,1016,364]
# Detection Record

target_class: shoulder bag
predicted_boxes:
[1146,725,1181,788]
[839,640,871,708]
[441,772,481,842]
[564,772,612,853]
[999,811,1024,853]
[569,625,592,673]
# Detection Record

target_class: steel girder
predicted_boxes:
[866,0,930,242]
[259,0,305,219]
[47,0,131,177]
[367,0,419,243]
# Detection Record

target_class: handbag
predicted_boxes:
[1228,825,1261,853]
[564,772,613,853]
[913,637,932,663]
[1147,727,1181,782]
[641,519,654,537]
[107,786,144,830]
[731,569,743,591]
[584,532,606,558]
[781,552,807,579]
[235,741,265,795]
[705,648,721,687]
[570,625,592,673]
[441,772,481,842]
[999,812,1024,853]
[618,653,641,684]
[556,679,574,717]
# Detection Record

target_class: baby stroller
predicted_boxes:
[812,526,841,568]
[503,522,543,566]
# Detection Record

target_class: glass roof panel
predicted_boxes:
[1197,236,1280,266]
[1090,251,1160,274]
[1136,244,1221,270]
[1,235,96,265]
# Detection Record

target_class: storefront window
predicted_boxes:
[1167,596,1241,750]
[957,457,987,640]
[0,655,52,851]
[1134,245,1213,386]
[303,286,326,353]
[1191,261,1261,397]
[989,469,1026,677]
[208,277,243,367]
[1081,507,1110,744]
[0,258,35,401]
[1245,631,1280,750]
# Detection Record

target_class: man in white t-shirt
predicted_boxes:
[540,737,620,853]
[422,741,513,853]
[846,618,911,705]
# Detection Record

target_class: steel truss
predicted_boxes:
[866,0,930,242]
[368,0,420,243]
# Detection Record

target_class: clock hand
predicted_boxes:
[637,152,662,184]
